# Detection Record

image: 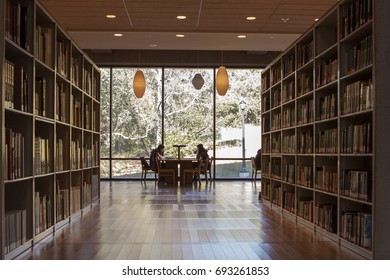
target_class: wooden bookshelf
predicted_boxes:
[261,0,390,259]
[0,0,100,259]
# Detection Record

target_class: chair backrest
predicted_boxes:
[251,157,256,169]
[140,157,149,168]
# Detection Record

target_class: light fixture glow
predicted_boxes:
[281,18,290,23]
[176,34,185,38]
[133,70,146,98]
[114,33,123,37]
[149,44,158,47]
[237,35,247,39]
[216,66,229,96]
[315,18,319,21]
[177,15,187,19]
[106,14,116,19]
[246,16,256,21]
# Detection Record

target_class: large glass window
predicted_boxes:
[164,68,214,158]
[100,67,262,179]
[214,69,262,178]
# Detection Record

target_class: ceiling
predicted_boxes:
[39,0,338,52]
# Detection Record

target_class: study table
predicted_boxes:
[159,158,197,186]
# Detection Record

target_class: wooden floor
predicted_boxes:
[17,180,363,260]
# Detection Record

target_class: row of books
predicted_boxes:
[35,25,52,67]
[282,54,295,77]
[282,107,295,128]
[4,60,29,112]
[315,166,338,194]
[315,204,337,233]
[283,163,295,183]
[35,136,50,175]
[34,192,52,235]
[340,122,372,154]
[297,99,314,125]
[340,0,373,38]
[316,58,338,88]
[297,40,313,68]
[297,73,313,96]
[297,130,313,154]
[340,170,371,201]
[35,77,47,117]
[5,128,25,180]
[283,191,295,213]
[83,67,92,95]
[271,88,281,108]
[317,93,337,121]
[271,134,281,153]
[5,0,29,51]
[70,93,82,127]
[57,39,69,78]
[340,211,372,249]
[298,199,313,222]
[56,139,65,171]
[71,56,81,88]
[282,80,295,103]
[297,165,312,188]
[282,134,295,154]
[271,65,281,86]
[271,160,281,179]
[56,82,68,122]
[342,79,372,115]
[56,181,70,222]
[316,128,338,154]
[82,182,92,207]
[4,209,27,255]
[271,185,282,206]
[71,140,81,169]
[262,95,270,112]
[70,186,81,214]
[271,111,281,131]
[345,34,372,74]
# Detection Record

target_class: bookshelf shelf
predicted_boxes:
[1,0,100,259]
[260,0,390,259]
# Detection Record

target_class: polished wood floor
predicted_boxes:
[18,180,363,260]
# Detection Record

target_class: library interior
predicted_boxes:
[1,0,390,260]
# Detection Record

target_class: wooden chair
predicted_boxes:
[157,159,177,186]
[207,156,214,180]
[140,157,155,180]
[251,157,261,180]
[199,158,209,181]
[182,160,201,186]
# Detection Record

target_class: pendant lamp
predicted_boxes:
[216,66,229,96]
[133,70,146,98]
[133,50,146,98]
[192,51,204,90]
[192,73,205,90]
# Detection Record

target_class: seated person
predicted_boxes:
[255,149,261,169]
[195,144,210,171]
[150,144,165,171]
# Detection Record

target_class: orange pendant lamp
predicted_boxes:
[133,70,146,98]
[216,66,229,96]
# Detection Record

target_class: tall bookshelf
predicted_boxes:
[0,0,101,259]
[261,0,390,259]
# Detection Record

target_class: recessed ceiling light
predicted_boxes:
[176,34,185,38]
[237,35,247,39]
[114,33,123,37]
[246,16,256,21]
[281,18,290,23]
[315,18,319,21]
[106,14,116,19]
[269,35,275,39]
[149,44,158,47]
[177,15,187,19]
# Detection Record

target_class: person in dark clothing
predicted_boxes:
[150,144,165,171]
[255,149,261,169]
